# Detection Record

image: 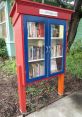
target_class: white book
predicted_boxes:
[29,22,32,37]
[51,60,57,73]
[57,45,60,56]
[54,45,57,57]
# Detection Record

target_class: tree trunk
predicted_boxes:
[67,0,82,50]
[67,12,81,50]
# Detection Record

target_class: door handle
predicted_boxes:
[46,46,48,53]
[49,46,51,53]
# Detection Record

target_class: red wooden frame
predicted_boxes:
[10,0,73,113]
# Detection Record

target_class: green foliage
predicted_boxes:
[66,39,82,79]
[44,0,59,6]
[0,38,6,48]
[70,39,82,54]
[33,0,60,6]
[33,0,42,3]
[0,59,16,74]
[33,0,74,9]
[0,38,8,59]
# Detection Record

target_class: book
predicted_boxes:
[28,45,44,60]
[51,46,54,57]
[33,46,37,59]
[53,45,57,57]
[29,62,44,78]
[56,44,62,56]
[39,62,44,76]
[28,46,33,60]
[28,22,44,38]
[38,23,44,37]
[29,63,33,78]
[39,46,44,59]
[56,58,62,71]
[51,59,57,73]
[59,25,64,38]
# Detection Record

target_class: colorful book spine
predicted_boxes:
[29,62,44,78]
[28,46,33,60]
[38,23,44,37]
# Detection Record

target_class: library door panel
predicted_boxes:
[27,21,46,80]
[49,21,66,76]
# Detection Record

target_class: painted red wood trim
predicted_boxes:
[10,0,74,17]
[10,0,74,25]
[17,65,26,112]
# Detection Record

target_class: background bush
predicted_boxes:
[0,38,8,59]
[66,39,82,79]
[0,59,16,74]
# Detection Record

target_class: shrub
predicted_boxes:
[0,38,8,59]
[0,59,16,74]
[66,39,82,79]
[70,39,82,54]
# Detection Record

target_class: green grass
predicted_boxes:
[0,59,16,74]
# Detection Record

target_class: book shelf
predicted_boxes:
[27,21,64,77]
[10,0,74,112]
[28,37,44,40]
[27,22,45,78]
[27,21,64,78]
[10,0,73,113]
[50,24,64,73]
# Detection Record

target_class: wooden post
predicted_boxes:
[17,65,26,113]
[58,74,64,96]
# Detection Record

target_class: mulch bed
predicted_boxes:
[0,70,82,117]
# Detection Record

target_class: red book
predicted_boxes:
[38,23,44,37]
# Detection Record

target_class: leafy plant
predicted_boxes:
[66,39,82,79]
[0,38,8,59]
[0,59,16,74]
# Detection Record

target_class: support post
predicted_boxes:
[17,65,26,113]
[58,74,64,96]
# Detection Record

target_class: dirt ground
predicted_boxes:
[0,69,82,117]
[0,70,20,117]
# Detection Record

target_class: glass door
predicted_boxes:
[49,20,66,76]
[28,22,45,79]
[24,16,66,82]
[24,16,48,82]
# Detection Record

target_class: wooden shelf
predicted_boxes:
[51,56,63,59]
[28,37,44,40]
[51,37,63,39]
[28,58,44,62]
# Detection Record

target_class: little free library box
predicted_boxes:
[10,0,73,114]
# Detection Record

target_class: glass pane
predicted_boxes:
[50,24,64,73]
[27,22,45,79]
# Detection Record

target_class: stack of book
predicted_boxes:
[51,44,62,57]
[28,46,44,60]
[27,22,44,37]
[29,62,44,78]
